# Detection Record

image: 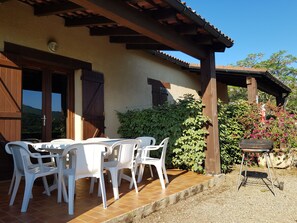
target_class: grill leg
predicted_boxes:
[264,152,275,194]
[237,153,245,190]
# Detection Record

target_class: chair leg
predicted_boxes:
[156,165,166,189]
[162,164,169,183]
[42,176,51,196]
[149,165,154,178]
[68,175,76,215]
[129,168,138,193]
[109,169,120,200]
[130,165,138,188]
[21,176,35,212]
[89,177,96,194]
[98,174,107,209]
[8,171,16,195]
[62,176,68,203]
[9,175,22,206]
[137,164,145,183]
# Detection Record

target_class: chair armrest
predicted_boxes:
[142,145,162,151]
[31,153,59,159]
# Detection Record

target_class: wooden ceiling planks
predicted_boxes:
[17,0,233,58]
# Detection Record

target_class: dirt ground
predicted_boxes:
[135,166,297,223]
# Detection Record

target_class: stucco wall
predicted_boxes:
[217,82,229,103]
[0,1,201,138]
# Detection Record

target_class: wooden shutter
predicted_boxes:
[0,52,22,180]
[82,70,105,139]
[148,78,170,106]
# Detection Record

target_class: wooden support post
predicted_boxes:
[200,50,221,175]
[276,94,285,106]
[247,77,258,103]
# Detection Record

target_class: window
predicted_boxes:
[147,78,170,106]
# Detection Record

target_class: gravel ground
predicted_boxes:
[135,166,297,223]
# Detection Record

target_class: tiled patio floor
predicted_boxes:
[0,169,223,223]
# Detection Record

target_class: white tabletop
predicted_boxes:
[33,138,124,154]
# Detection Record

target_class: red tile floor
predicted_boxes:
[0,169,212,223]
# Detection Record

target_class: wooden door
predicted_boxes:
[22,69,70,142]
[0,53,22,180]
[82,70,105,139]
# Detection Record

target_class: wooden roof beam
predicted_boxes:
[65,16,116,27]
[149,8,177,21]
[69,0,207,59]
[110,36,158,44]
[34,2,84,16]
[126,44,174,50]
[90,27,140,36]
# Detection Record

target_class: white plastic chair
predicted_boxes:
[103,139,140,200]
[135,136,156,183]
[61,142,108,215]
[135,137,169,189]
[5,141,56,195]
[7,141,59,212]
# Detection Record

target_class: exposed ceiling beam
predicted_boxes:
[174,24,198,35]
[34,2,84,16]
[110,36,158,44]
[126,44,174,50]
[90,27,140,36]
[69,0,207,59]
[149,8,177,21]
[65,16,115,27]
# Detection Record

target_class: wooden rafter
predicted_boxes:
[149,8,177,21]
[90,27,140,36]
[109,36,157,44]
[69,0,207,59]
[65,16,115,27]
[126,44,173,50]
[34,2,83,16]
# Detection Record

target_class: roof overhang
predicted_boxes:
[147,51,291,98]
[17,0,233,60]
[189,65,291,97]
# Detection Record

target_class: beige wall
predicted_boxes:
[0,1,201,138]
[217,82,229,103]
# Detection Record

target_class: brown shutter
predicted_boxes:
[82,70,105,139]
[0,52,22,180]
[148,78,170,106]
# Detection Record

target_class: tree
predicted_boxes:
[228,51,297,111]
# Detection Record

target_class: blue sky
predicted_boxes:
[167,0,297,66]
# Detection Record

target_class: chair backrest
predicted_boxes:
[135,136,156,159]
[136,136,156,148]
[159,138,169,163]
[63,142,108,180]
[7,141,33,175]
[110,139,140,169]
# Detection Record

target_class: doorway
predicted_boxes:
[22,68,69,142]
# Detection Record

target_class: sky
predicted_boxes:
[167,0,297,66]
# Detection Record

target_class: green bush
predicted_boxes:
[218,100,249,172]
[117,94,209,172]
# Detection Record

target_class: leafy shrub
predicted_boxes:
[218,100,248,172]
[117,94,209,173]
[244,102,297,151]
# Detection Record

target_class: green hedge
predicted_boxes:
[218,100,249,172]
[117,96,255,173]
[117,94,209,173]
